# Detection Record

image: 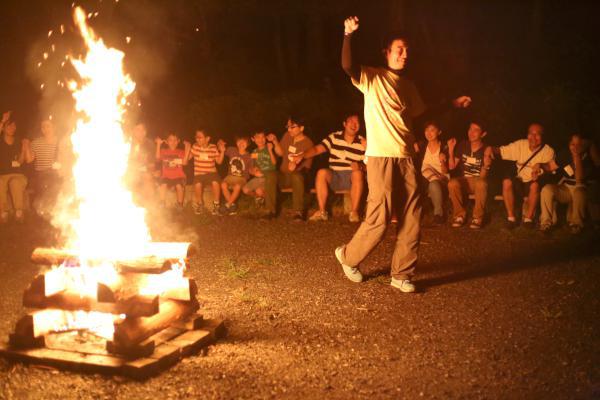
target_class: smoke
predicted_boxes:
[25,0,200,248]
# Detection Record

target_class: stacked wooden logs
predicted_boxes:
[9,242,199,358]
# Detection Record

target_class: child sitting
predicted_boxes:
[155,133,190,210]
[187,129,225,215]
[243,131,277,216]
[221,136,253,215]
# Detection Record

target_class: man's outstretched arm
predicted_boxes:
[341,16,360,82]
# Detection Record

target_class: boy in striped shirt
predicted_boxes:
[187,129,225,215]
[293,113,366,222]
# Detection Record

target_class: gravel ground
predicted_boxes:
[0,208,598,400]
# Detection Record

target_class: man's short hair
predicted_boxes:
[470,119,487,133]
[235,135,250,143]
[382,30,410,50]
[342,111,360,122]
[288,115,306,127]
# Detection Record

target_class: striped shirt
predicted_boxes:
[31,137,58,171]
[456,141,485,178]
[321,131,365,171]
[190,143,219,175]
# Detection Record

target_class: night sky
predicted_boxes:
[0,0,598,146]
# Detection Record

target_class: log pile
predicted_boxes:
[3,242,221,374]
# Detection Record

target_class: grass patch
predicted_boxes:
[219,257,251,279]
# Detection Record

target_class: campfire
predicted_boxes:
[0,7,223,378]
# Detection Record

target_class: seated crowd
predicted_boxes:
[1,109,599,233]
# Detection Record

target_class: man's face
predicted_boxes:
[286,120,304,138]
[133,124,147,141]
[424,124,441,142]
[386,39,408,71]
[569,135,583,155]
[343,116,360,136]
[253,133,266,147]
[467,123,485,142]
[527,124,543,149]
[4,122,16,137]
[195,131,210,146]
[166,134,179,150]
[41,120,54,137]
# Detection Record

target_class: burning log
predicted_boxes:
[97,274,197,303]
[113,300,198,347]
[31,242,196,273]
[23,290,159,317]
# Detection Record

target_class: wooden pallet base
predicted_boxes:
[0,317,225,380]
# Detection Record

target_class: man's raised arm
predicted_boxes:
[341,16,360,82]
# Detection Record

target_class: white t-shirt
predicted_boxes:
[421,145,449,181]
[352,66,425,158]
[500,139,555,182]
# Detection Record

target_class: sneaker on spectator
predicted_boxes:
[569,224,582,235]
[0,211,8,224]
[432,215,444,226]
[390,278,416,293]
[292,212,304,222]
[14,210,24,223]
[309,210,329,222]
[349,211,360,223]
[390,215,398,224]
[211,202,223,216]
[451,216,465,228]
[255,197,265,208]
[335,246,363,283]
[227,203,238,215]
[505,218,517,230]
[192,202,203,215]
[469,218,482,229]
[539,223,552,236]
[522,218,534,229]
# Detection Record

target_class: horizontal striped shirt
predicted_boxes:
[30,137,58,172]
[191,143,219,175]
[321,131,365,171]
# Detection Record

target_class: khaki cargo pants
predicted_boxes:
[343,157,421,280]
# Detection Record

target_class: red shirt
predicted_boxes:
[159,148,186,180]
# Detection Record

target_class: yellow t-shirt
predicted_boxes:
[352,66,425,158]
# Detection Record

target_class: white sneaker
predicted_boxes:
[335,246,362,283]
[348,211,360,223]
[390,278,416,293]
[309,210,329,221]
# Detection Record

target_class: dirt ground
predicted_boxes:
[0,207,598,400]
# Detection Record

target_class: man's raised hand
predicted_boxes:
[452,96,472,108]
[344,16,359,35]
[1,111,11,124]
[447,137,457,150]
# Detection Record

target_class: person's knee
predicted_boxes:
[502,179,513,191]
[475,178,488,190]
[448,178,460,191]
[529,182,540,195]
[573,187,586,202]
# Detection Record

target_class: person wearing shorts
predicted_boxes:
[187,129,225,215]
[293,112,366,222]
[155,132,190,210]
